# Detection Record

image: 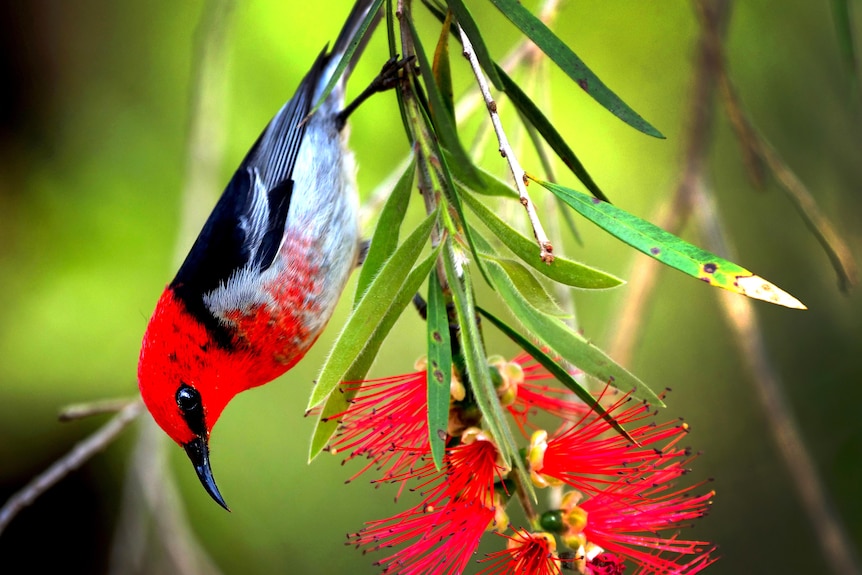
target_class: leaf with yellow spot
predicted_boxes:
[532,177,806,310]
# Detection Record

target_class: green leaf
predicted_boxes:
[311,0,385,114]
[426,272,451,470]
[444,149,515,199]
[484,257,662,405]
[309,246,441,460]
[469,226,568,317]
[407,17,479,185]
[459,188,623,289]
[307,210,438,412]
[432,11,456,121]
[355,159,416,305]
[495,64,609,203]
[485,255,569,318]
[442,239,535,500]
[447,0,504,89]
[831,0,860,90]
[397,60,492,287]
[488,0,663,138]
[477,305,633,442]
[533,177,807,310]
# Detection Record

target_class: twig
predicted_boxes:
[58,396,139,422]
[692,180,862,575]
[718,75,859,292]
[457,25,554,263]
[0,399,143,535]
[610,3,862,573]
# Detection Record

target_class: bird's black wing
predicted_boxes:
[170,49,330,337]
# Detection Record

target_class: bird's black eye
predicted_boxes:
[176,384,206,436]
[176,384,201,413]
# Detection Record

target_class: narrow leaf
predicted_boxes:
[533,177,807,310]
[469,227,568,317]
[447,0,504,89]
[443,239,535,500]
[407,17,479,185]
[460,188,623,289]
[488,0,663,138]
[484,256,569,318]
[432,11,456,121]
[484,258,662,405]
[307,210,438,411]
[477,305,633,441]
[426,272,452,470]
[309,246,441,460]
[355,159,416,305]
[496,64,609,202]
[445,149,516,199]
[831,0,860,90]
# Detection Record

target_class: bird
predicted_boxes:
[137,0,387,510]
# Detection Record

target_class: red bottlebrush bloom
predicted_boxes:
[396,428,508,508]
[479,528,562,575]
[349,429,510,574]
[528,392,691,496]
[325,369,429,491]
[496,353,592,433]
[349,500,495,575]
[561,465,715,575]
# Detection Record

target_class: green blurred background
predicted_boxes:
[1,1,860,573]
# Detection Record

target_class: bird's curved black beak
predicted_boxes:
[184,436,230,511]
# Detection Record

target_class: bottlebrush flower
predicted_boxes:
[479,528,562,575]
[490,353,592,432]
[349,499,496,575]
[549,471,715,575]
[349,427,510,574]
[527,392,692,497]
[336,352,717,574]
[323,359,434,493]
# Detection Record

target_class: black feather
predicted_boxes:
[170,49,330,342]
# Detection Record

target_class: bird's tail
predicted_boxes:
[323,0,383,91]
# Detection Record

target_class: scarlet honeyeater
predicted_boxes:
[137,0,383,509]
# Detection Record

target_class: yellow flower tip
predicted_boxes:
[564,506,588,534]
[530,468,551,489]
[562,532,586,555]
[490,505,509,533]
[508,531,557,554]
[527,429,549,471]
[461,426,487,445]
[502,360,525,387]
[561,490,584,510]
[414,356,428,371]
[498,381,517,408]
[450,376,466,402]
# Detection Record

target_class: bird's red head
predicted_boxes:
[138,287,238,510]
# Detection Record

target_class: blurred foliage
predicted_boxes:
[0,1,861,574]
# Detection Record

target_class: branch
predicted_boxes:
[457,25,554,263]
[0,399,143,535]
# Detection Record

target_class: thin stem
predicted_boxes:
[692,181,862,575]
[58,396,139,422]
[0,400,143,535]
[457,25,554,263]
